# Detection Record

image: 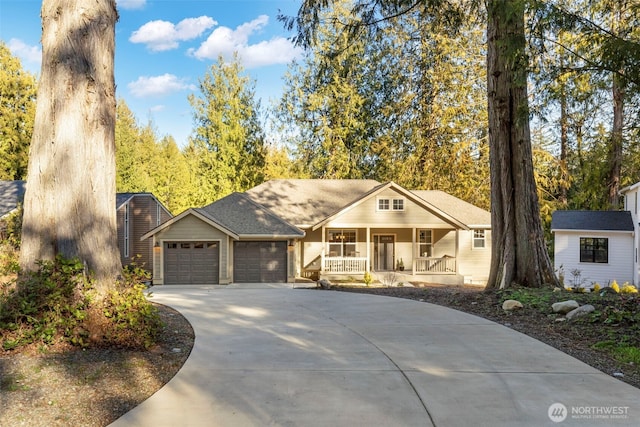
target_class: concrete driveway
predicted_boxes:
[110,285,640,427]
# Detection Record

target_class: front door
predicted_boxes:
[374,235,395,271]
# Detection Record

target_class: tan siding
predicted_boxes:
[156,214,231,283]
[302,228,323,271]
[326,188,454,228]
[457,229,491,284]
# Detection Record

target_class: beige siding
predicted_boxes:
[155,214,231,284]
[457,229,491,284]
[326,188,454,228]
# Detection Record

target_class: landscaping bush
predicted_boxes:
[0,255,162,351]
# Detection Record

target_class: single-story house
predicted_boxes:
[116,193,173,273]
[142,179,492,286]
[551,210,635,287]
[0,181,171,274]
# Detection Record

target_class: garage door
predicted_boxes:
[234,241,287,283]
[164,242,219,284]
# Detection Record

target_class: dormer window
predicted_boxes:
[378,197,405,211]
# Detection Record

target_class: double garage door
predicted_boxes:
[234,241,287,283]
[163,240,287,284]
[164,242,219,285]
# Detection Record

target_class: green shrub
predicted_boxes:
[0,256,162,351]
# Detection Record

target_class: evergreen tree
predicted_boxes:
[187,55,266,204]
[0,41,37,180]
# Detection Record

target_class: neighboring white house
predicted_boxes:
[551,210,635,287]
[620,182,640,286]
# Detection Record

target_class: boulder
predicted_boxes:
[502,300,523,311]
[566,304,595,320]
[317,279,332,290]
[552,300,579,314]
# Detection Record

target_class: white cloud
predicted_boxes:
[149,104,165,112]
[129,16,217,52]
[7,38,42,68]
[189,15,302,68]
[127,74,196,97]
[117,0,146,10]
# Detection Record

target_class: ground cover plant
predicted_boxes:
[0,255,194,426]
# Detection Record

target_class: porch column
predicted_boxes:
[455,229,459,273]
[412,227,416,273]
[321,226,325,275]
[366,227,370,272]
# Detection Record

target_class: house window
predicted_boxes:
[580,238,608,263]
[123,204,130,258]
[328,229,357,257]
[377,197,405,211]
[473,229,486,249]
[418,229,432,257]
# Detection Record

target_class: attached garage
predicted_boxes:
[164,241,220,284]
[234,241,287,283]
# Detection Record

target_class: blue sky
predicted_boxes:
[0,0,303,147]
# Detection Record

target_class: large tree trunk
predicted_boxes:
[20,0,121,293]
[485,0,558,290]
[607,73,624,210]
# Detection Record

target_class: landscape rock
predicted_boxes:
[552,300,579,314]
[502,300,523,311]
[566,304,595,320]
[317,279,332,289]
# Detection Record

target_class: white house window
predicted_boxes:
[328,229,357,257]
[157,204,162,226]
[418,229,432,257]
[580,237,608,263]
[378,197,405,211]
[123,204,130,258]
[473,229,486,249]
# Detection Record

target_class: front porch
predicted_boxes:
[321,255,457,275]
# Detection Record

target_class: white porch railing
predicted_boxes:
[414,257,456,274]
[323,257,367,273]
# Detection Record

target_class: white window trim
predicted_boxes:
[327,229,358,257]
[123,204,130,258]
[417,229,433,257]
[377,197,405,212]
[472,229,486,250]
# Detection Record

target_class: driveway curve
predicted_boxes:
[110,285,640,427]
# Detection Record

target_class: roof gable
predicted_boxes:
[551,210,634,232]
[140,208,239,241]
[0,180,26,217]
[311,182,473,231]
[244,179,382,227]
[116,192,172,216]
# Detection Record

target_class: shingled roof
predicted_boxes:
[199,192,304,238]
[411,190,491,228]
[551,210,634,232]
[0,180,26,217]
[244,179,383,227]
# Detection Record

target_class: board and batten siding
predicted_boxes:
[457,229,491,284]
[153,214,230,284]
[116,195,173,273]
[554,231,634,287]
